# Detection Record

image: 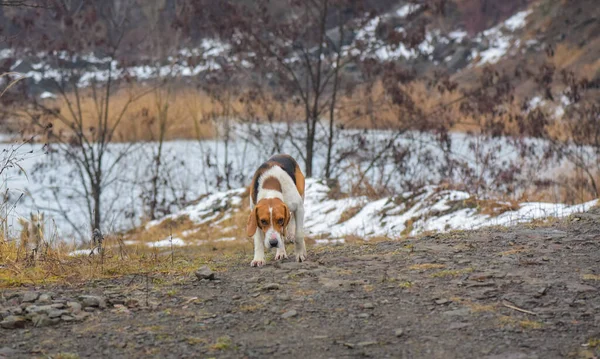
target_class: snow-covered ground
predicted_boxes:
[141,178,597,247]
[1,121,595,243]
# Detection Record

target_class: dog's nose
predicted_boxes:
[269,239,278,247]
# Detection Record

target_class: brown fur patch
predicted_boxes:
[262,177,282,192]
[295,165,305,199]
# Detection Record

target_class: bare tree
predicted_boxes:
[7,1,152,234]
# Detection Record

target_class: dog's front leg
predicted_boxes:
[251,231,266,267]
[275,242,287,260]
[294,205,307,262]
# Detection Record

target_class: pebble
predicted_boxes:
[21,292,39,303]
[435,298,450,305]
[195,266,215,280]
[36,294,52,304]
[363,302,375,309]
[79,295,104,308]
[48,310,69,319]
[61,315,74,322]
[0,316,26,329]
[67,302,82,314]
[394,329,404,337]
[281,310,298,319]
[357,313,370,319]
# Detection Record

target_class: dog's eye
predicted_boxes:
[260,219,268,226]
[278,219,284,226]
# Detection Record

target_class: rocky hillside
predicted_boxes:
[1,0,598,100]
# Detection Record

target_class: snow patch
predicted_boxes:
[472,9,532,65]
[147,237,186,248]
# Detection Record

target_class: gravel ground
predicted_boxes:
[2,210,600,359]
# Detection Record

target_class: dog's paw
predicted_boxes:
[295,251,307,262]
[275,249,288,261]
[251,258,266,267]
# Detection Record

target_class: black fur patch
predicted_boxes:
[268,154,297,185]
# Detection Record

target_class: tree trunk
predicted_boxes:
[92,183,101,232]
[305,127,314,178]
[325,22,344,179]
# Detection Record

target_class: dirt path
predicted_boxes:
[2,211,600,359]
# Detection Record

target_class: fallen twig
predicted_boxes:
[502,301,537,315]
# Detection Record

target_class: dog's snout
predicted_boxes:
[269,239,278,247]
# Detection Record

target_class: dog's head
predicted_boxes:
[246,198,290,249]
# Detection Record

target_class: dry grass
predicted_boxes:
[0,231,251,288]
[33,87,216,142]
[498,315,544,330]
[408,263,446,271]
[582,274,600,281]
[430,267,474,278]
[336,205,365,224]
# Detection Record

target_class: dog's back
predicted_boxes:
[250,154,305,206]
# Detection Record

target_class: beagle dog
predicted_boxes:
[246,154,306,267]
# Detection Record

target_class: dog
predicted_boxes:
[246,154,306,267]
[18,212,45,261]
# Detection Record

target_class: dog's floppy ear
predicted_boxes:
[282,204,291,236]
[246,207,258,237]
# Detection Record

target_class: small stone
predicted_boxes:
[22,292,39,303]
[357,313,370,319]
[48,310,68,319]
[36,294,52,304]
[250,292,261,298]
[363,302,375,309]
[25,305,54,315]
[534,287,548,298]
[281,310,298,319]
[194,266,215,281]
[80,295,106,309]
[263,283,281,291]
[0,315,27,329]
[67,302,82,314]
[61,315,74,322]
[84,307,96,313]
[232,295,241,300]
[50,303,66,309]
[394,329,404,337]
[541,256,549,261]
